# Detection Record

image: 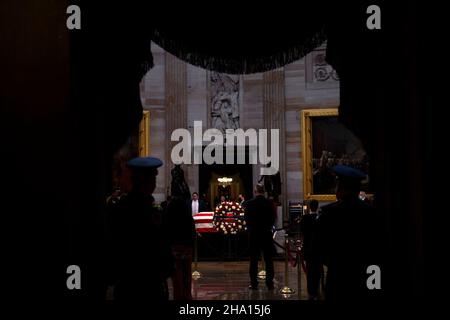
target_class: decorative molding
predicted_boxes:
[305,49,339,90]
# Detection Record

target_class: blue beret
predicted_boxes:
[332,165,366,180]
[127,156,163,169]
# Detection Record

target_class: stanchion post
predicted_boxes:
[321,266,325,292]
[297,243,302,299]
[280,233,295,295]
[192,232,201,279]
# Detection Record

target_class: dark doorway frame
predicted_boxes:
[199,146,254,207]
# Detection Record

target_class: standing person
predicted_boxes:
[300,199,322,300]
[201,193,211,211]
[189,192,207,216]
[243,184,275,290]
[238,194,246,206]
[109,156,174,301]
[165,196,196,300]
[317,165,379,301]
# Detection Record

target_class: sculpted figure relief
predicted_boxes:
[210,72,240,133]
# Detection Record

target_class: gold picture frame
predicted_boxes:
[302,108,371,201]
[138,110,150,157]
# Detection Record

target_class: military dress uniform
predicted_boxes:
[317,165,379,301]
[109,157,174,301]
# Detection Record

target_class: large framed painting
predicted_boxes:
[301,108,371,201]
[110,110,150,192]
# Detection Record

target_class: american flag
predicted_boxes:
[193,212,217,233]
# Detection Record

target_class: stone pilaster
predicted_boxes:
[263,69,287,218]
[165,53,188,190]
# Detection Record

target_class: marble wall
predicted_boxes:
[140,42,339,210]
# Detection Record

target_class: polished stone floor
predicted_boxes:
[168,261,324,300]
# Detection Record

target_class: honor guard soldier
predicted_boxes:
[109,156,174,301]
[317,165,379,302]
[244,184,276,290]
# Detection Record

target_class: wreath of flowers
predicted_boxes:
[213,201,246,235]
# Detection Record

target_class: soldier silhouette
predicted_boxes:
[317,165,379,302]
[109,156,174,301]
